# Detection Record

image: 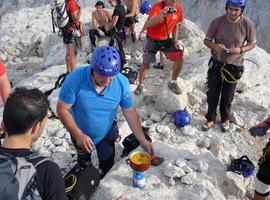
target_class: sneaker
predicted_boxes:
[168,81,182,94]
[153,62,164,70]
[202,121,215,131]
[134,84,143,95]
[131,33,137,43]
[221,120,230,132]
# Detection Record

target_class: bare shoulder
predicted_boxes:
[104,9,112,17]
[92,10,97,17]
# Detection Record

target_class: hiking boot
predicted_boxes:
[134,84,143,95]
[202,121,215,131]
[131,33,137,43]
[168,81,182,94]
[153,62,164,70]
[221,120,230,132]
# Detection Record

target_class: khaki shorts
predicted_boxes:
[142,37,182,64]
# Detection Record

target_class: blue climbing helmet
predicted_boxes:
[172,110,191,127]
[91,45,121,77]
[226,0,247,8]
[140,0,152,14]
[227,155,255,177]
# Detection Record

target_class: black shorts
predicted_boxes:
[63,29,75,44]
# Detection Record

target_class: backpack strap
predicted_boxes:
[25,153,53,197]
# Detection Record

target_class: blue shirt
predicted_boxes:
[59,66,133,144]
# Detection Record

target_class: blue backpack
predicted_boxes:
[227,155,255,177]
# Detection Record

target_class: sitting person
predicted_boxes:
[0,87,67,200]
[89,1,112,51]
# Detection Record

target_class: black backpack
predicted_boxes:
[121,127,152,157]
[64,163,100,200]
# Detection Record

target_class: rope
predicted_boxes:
[64,174,77,192]
[220,64,242,84]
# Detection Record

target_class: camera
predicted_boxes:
[168,7,177,14]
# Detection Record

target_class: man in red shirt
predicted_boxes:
[63,0,82,73]
[134,0,184,95]
[0,59,11,104]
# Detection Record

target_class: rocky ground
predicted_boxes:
[0,3,270,200]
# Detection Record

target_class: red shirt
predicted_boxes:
[0,59,6,76]
[146,1,184,41]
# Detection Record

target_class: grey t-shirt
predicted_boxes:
[205,15,256,66]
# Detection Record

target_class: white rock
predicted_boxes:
[181,126,196,136]
[56,129,66,138]
[43,138,53,147]
[150,112,162,122]
[164,162,185,178]
[154,79,190,113]
[168,177,176,186]
[52,146,67,153]
[52,138,64,146]
[182,165,193,174]
[222,172,246,199]
[181,172,198,185]
[175,159,186,168]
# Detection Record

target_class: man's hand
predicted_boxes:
[139,138,154,155]
[229,47,241,55]
[214,44,226,53]
[174,40,184,51]
[76,133,95,153]
[97,29,105,37]
[161,6,170,17]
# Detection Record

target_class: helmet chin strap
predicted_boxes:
[91,70,103,87]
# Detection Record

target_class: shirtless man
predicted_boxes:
[124,0,138,42]
[89,1,112,51]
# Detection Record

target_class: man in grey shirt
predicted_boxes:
[202,0,256,132]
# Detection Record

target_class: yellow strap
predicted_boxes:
[219,64,240,84]
[64,174,77,193]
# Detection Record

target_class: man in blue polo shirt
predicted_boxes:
[57,45,154,177]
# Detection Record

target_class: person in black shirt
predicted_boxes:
[0,87,67,200]
[106,0,126,67]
